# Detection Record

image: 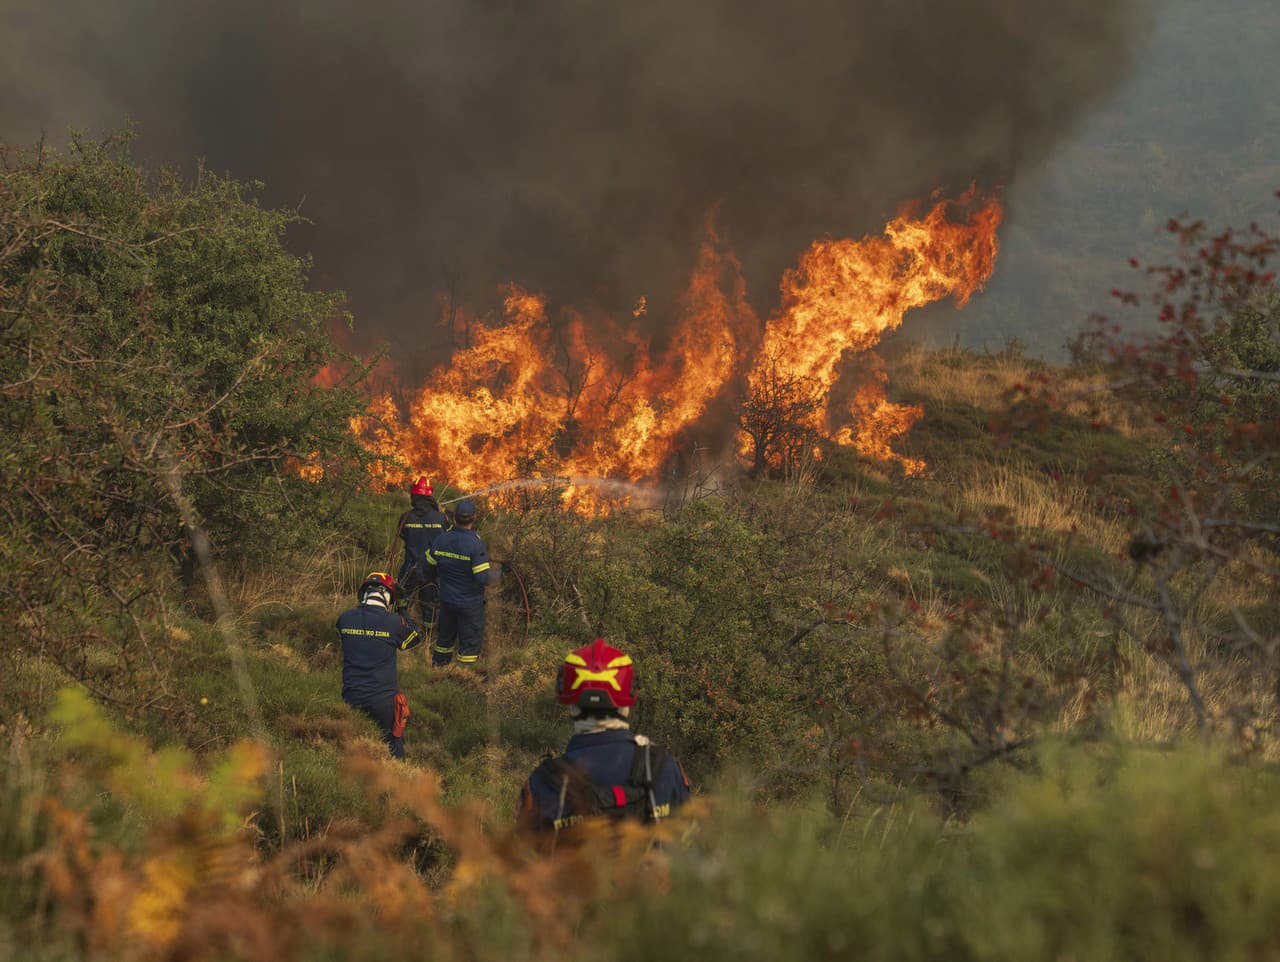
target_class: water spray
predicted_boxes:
[439,476,658,506]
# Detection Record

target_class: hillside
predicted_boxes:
[7,338,1280,960]
[4,135,1280,962]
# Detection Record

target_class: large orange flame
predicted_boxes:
[356,188,1001,495]
[750,186,1003,474]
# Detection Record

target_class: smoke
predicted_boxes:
[2,1,1150,346]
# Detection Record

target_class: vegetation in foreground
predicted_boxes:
[2,135,1278,960]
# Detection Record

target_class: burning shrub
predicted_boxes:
[356,190,1002,496]
[737,355,825,478]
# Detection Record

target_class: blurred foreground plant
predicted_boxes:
[8,688,696,962]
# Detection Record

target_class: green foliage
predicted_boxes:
[50,688,267,831]
[415,680,492,759]
[624,745,1280,962]
[21,687,1280,962]
[6,165,1280,958]
[556,499,811,777]
[0,731,51,947]
[0,130,371,709]
[261,742,386,843]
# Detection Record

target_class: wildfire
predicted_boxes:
[750,186,1003,474]
[356,188,1002,495]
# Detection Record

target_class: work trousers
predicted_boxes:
[412,580,440,628]
[398,568,439,628]
[433,601,485,666]
[348,694,404,759]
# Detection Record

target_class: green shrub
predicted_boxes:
[623,743,1280,962]
[0,130,372,711]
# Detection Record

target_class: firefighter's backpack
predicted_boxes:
[535,735,669,825]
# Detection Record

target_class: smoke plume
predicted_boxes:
[2,1,1149,346]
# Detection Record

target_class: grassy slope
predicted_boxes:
[6,342,1280,961]
[9,342,1268,831]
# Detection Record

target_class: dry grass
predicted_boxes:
[223,539,366,616]
[220,524,409,628]
[891,341,1161,442]
[877,563,961,638]
[891,343,1039,412]
[953,462,1129,555]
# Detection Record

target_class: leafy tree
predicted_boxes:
[0,131,371,710]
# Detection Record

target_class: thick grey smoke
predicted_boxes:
[2,0,1149,349]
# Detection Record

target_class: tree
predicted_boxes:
[738,356,824,478]
[0,131,371,710]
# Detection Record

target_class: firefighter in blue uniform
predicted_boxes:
[425,499,498,667]
[517,638,691,833]
[335,572,422,759]
[397,477,448,626]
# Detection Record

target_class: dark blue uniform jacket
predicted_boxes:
[519,729,691,832]
[398,504,448,584]
[335,603,421,706]
[426,526,495,607]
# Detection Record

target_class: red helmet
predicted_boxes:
[411,477,434,497]
[358,571,395,601]
[557,638,635,709]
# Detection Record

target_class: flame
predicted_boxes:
[749,186,1002,475]
[379,221,757,492]
[353,188,1001,494]
[312,365,342,389]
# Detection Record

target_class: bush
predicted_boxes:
[624,743,1280,962]
[0,131,372,710]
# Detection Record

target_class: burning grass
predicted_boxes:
[337,190,1004,499]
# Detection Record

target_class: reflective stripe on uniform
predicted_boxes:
[433,642,456,654]
[399,630,420,650]
[472,561,490,573]
[457,653,479,664]
[434,550,471,561]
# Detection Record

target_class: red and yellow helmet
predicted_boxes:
[557,638,636,709]
[411,477,434,497]
[359,571,396,601]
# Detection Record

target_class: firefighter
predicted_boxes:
[335,572,422,759]
[516,639,691,833]
[425,499,498,667]
[397,477,448,626]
